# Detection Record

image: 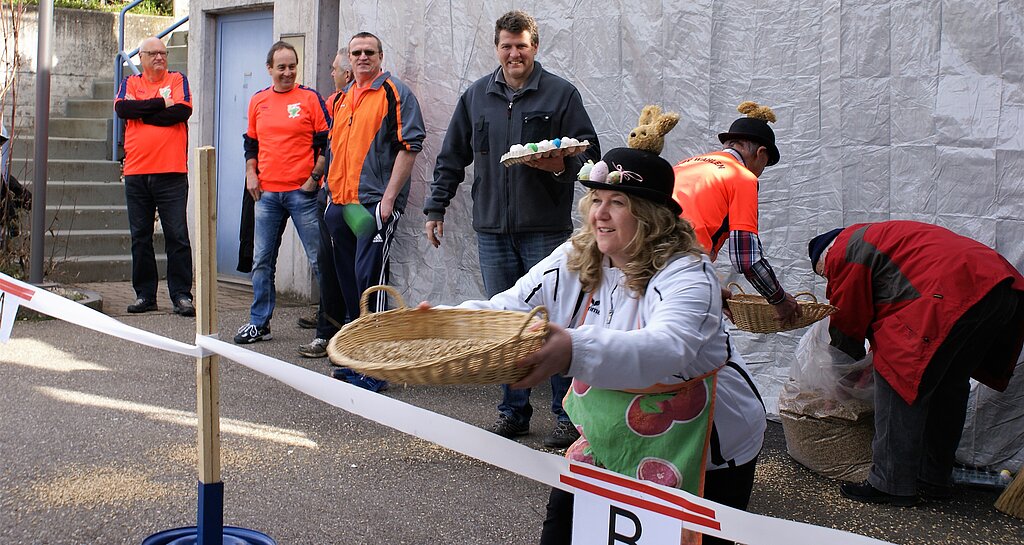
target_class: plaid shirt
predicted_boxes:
[729,230,785,304]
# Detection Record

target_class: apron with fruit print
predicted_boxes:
[562,292,718,496]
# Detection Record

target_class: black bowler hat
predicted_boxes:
[577,147,682,215]
[718,102,781,166]
[808,228,844,269]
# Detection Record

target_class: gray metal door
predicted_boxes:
[214,10,273,279]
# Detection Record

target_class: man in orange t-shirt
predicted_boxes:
[672,103,800,324]
[114,36,194,317]
[234,41,330,345]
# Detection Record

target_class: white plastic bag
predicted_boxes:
[791,316,874,404]
[780,317,876,481]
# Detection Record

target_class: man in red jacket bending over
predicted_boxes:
[808,220,1024,506]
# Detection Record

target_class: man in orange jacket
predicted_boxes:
[324,32,425,391]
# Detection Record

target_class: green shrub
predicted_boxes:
[23,0,174,17]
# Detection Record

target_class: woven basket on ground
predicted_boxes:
[726,282,837,334]
[327,285,549,385]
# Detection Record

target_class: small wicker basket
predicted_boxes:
[726,282,837,334]
[327,285,549,385]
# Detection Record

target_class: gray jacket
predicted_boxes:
[425,62,600,233]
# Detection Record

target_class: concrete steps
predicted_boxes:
[65,99,114,119]
[45,181,125,206]
[49,254,166,283]
[46,117,113,140]
[168,30,188,74]
[45,229,163,256]
[10,158,122,182]
[94,80,116,98]
[12,137,111,161]
[43,205,129,231]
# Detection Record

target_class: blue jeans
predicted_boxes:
[124,173,193,303]
[249,189,321,328]
[477,230,573,424]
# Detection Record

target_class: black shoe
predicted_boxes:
[234,323,272,344]
[127,298,157,313]
[543,421,581,449]
[839,481,919,507]
[917,480,953,500]
[297,311,318,329]
[487,415,529,438]
[173,297,195,317]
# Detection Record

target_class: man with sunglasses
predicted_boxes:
[324,32,425,391]
[114,36,195,317]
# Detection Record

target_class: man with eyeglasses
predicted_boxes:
[324,32,425,391]
[114,36,195,317]
[424,10,600,449]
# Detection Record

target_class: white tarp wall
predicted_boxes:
[334,1,1024,466]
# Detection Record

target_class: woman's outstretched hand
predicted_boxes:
[510,322,572,389]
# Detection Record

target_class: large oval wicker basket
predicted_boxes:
[327,285,549,385]
[726,282,837,334]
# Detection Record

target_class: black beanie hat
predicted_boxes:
[808,228,844,269]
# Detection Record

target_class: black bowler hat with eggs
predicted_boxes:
[577,147,682,216]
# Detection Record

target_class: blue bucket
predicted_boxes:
[142,526,276,545]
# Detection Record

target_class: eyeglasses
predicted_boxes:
[350,49,378,58]
[142,51,168,58]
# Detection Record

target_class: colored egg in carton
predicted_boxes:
[499,137,591,167]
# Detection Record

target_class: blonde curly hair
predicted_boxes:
[567,189,701,295]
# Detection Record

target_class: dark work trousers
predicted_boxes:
[124,173,193,303]
[539,457,758,545]
[324,200,401,321]
[315,186,346,340]
[868,280,1023,496]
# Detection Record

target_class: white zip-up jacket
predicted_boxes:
[459,241,765,470]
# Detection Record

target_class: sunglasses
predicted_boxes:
[142,51,168,58]
[350,49,378,58]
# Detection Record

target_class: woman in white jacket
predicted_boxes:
[452,147,765,545]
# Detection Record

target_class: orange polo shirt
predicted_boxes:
[116,71,191,175]
[672,151,760,261]
[246,85,330,192]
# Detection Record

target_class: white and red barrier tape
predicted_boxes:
[0,273,893,545]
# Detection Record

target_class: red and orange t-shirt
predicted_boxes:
[116,71,191,175]
[672,151,759,261]
[246,85,330,192]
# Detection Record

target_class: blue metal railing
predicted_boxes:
[112,1,189,160]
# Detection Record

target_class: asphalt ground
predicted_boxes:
[1,285,1022,544]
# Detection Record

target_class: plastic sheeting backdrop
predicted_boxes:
[338,1,1024,467]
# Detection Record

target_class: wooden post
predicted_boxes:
[995,465,1024,520]
[194,146,220,485]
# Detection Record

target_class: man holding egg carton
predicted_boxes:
[424,10,600,449]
